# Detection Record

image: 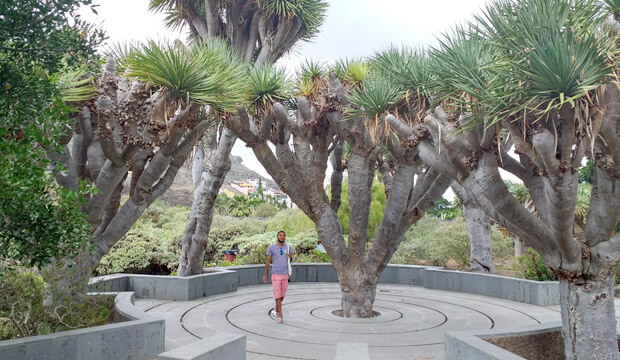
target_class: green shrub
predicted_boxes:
[266,208,315,236]
[251,202,280,218]
[97,201,190,275]
[0,266,113,340]
[516,248,557,281]
[390,216,513,267]
[213,230,321,266]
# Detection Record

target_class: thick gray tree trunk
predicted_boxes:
[178,129,236,276]
[452,183,494,273]
[463,204,494,273]
[559,267,618,360]
[175,1,311,276]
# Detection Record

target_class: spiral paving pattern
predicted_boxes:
[136,283,562,359]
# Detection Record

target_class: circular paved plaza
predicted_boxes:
[135,282,563,359]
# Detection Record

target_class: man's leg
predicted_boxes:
[275,297,283,317]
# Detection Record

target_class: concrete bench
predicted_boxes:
[158,332,246,360]
[335,342,371,360]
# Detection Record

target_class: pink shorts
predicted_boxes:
[271,274,289,299]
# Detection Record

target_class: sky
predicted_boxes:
[81,0,492,192]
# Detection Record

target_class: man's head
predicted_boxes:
[277,230,286,243]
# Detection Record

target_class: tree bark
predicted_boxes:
[452,183,494,273]
[339,270,378,318]
[462,202,494,273]
[559,274,619,360]
[514,238,525,257]
[178,128,236,276]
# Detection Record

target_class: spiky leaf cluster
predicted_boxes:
[122,39,250,112]
[257,0,328,40]
[249,64,293,113]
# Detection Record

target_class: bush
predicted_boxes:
[390,216,513,267]
[97,201,190,275]
[516,248,557,281]
[0,265,113,340]
[251,202,280,218]
[213,230,322,266]
[266,208,315,236]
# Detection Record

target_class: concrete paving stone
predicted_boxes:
[135,282,592,359]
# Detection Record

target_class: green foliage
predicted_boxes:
[346,78,403,119]
[390,216,513,267]
[256,0,328,40]
[579,160,594,184]
[122,39,250,112]
[0,0,104,72]
[0,265,113,340]
[0,0,102,267]
[217,193,287,217]
[266,208,316,236]
[604,0,620,13]
[97,201,190,275]
[216,230,321,266]
[332,178,386,238]
[371,47,434,96]
[516,248,558,281]
[251,203,281,218]
[249,64,292,111]
[427,197,459,220]
[331,58,370,85]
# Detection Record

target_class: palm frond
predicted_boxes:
[430,26,512,120]
[332,58,370,85]
[249,64,293,110]
[122,39,250,112]
[603,0,620,14]
[298,59,326,81]
[58,67,96,102]
[346,78,403,119]
[257,0,328,40]
[515,28,610,100]
[371,47,434,96]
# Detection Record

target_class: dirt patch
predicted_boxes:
[485,330,564,360]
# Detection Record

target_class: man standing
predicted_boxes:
[263,230,293,323]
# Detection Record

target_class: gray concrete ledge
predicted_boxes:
[423,268,560,306]
[0,292,165,360]
[445,322,620,360]
[157,332,246,360]
[89,264,559,306]
[444,322,562,360]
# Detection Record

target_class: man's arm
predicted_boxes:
[262,255,272,283]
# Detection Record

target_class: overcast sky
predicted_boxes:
[82,0,490,189]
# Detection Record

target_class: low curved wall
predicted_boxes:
[445,322,620,360]
[89,263,559,305]
[0,292,165,360]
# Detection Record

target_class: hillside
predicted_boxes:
[159,155,277,207]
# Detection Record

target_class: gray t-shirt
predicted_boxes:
[267,243,292,275]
